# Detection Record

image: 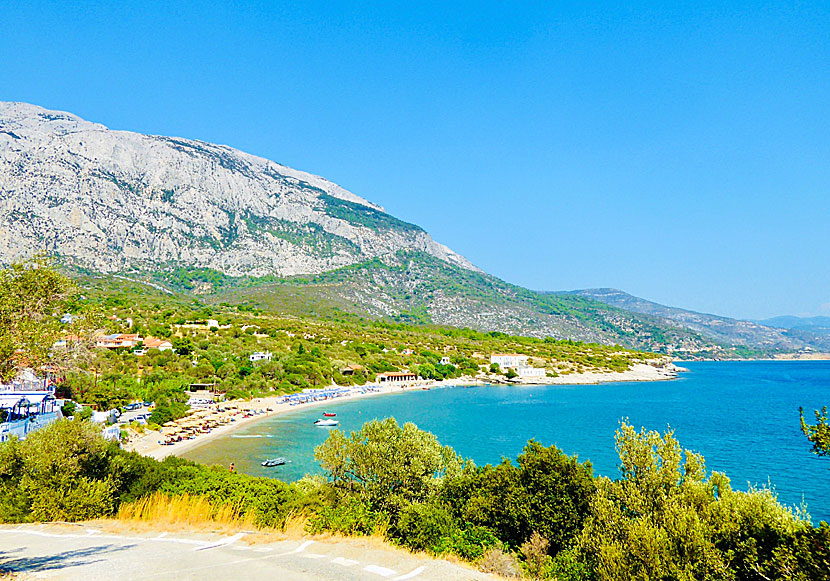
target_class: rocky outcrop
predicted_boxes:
[0,102,477,276]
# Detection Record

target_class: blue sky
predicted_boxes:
[2,1,828,319]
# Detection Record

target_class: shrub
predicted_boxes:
[477,546,522,578]
[394,502,457,552]
[305,495,387,536]
[434,526,505,560]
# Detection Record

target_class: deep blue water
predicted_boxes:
[183,361,830,522]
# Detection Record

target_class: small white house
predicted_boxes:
[249,351,272,362]
[92,408,119,424]
[515,366,546,378]
[439,356,452,366]
[490,354,529,369]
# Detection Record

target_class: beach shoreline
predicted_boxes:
[126,363,682,461]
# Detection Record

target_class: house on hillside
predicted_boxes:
[439,356,451,366]
[143,337,173,351]
[341,364,365,376]
[249,351,272,362]
[400,348,415,356]
[95,333,142,349]
[490,353,528,369]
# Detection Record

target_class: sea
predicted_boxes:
[182,361,830,523]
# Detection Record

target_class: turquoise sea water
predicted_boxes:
[182,361,830,522]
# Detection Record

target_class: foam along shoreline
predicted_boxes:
[127,363,682,461]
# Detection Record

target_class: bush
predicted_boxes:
[305,495,387,536]
[394,502,457,552]
[434,526,504,560]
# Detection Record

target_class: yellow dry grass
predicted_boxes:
[117,492,261,532]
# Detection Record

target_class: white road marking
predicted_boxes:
[332,557,359,567]
[364,564,398,577]
[293,540,314,553]
[301,553,327,559]
[0,528,204,545]
[195,532,245,551]
[394,565,426,580]
[156,532,168,538]
[253,547,272,552]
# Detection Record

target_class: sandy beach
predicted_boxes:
[127,362,682,461]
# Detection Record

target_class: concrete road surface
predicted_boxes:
[0,524,495,580]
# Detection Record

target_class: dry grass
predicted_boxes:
[116,492,262,533]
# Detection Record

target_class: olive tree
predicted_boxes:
[315,417,462,514]
[577,422,812,581]
[800,406,830,458]
[0,260,73,381]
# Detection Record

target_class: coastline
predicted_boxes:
[126,363,682,461]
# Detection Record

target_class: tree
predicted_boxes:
[315,418,462,514]
[172,336,194,357]
[0,260,74,381]
[441,441,594,554]
[0,420,118,522]
[800,406,830,457]
[576,422,811,581]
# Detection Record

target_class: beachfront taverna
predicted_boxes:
[0,369,60,443]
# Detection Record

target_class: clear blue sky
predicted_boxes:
[2,1,828,320]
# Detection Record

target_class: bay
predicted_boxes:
[182,361,830,522]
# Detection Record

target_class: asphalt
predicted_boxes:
[0,524,494,581]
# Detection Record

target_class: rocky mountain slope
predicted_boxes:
[567,288,822,353]
[0,102,806,355]
[0,102,473,276]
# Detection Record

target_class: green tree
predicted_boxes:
[172,336,194,357]
[0,260,74,381]
[0,420,118,522]
[315,418,463,514]
[800,406,830,457]
[576,422,811,581]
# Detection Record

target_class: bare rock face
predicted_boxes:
[0,102,477,276]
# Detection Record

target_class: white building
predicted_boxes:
[515,366,546,378]
[490,354,528,369]
[249,351,272,362]
[439,356,452,366]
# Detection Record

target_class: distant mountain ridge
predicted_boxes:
[760,315,830,330]
[566,288,826,353]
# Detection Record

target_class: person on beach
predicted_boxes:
[229,462,235,473]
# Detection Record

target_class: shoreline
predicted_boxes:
[126,363,682,461]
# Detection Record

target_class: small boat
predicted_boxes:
[323,412,336,417]
[314,418,339,427]
[261,457,286,467]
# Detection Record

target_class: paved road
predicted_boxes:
[0,524,492,580]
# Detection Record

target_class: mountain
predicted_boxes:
[0,102,473,276]
[0,102,788,355]
[760,315,830,330]
[566,288,823,353]
[758,316,830,352]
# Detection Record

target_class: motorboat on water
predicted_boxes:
[261,457,287,467]
[314,418,339,427]
[323,412,336,417]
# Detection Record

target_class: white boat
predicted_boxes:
[314,418,339,427]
